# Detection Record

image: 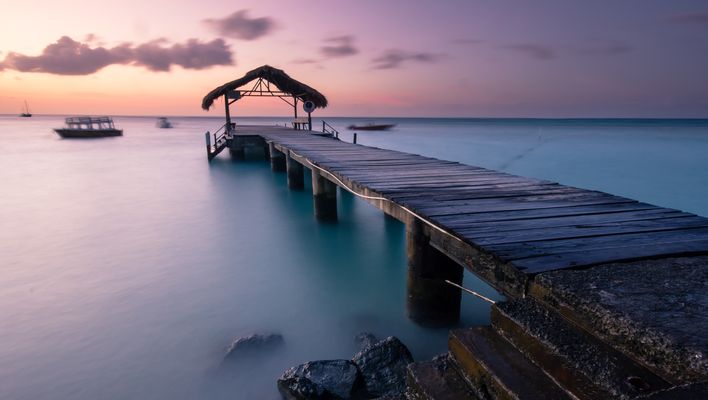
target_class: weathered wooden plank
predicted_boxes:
[330,166,489,177]
[417,193,629,216]
[488,227,708,261]
[388,183,564,200]
[466,216,708,246]
[369,177,545,191]
[432,203,659,225]
[452,209,688,233]
[398,187,586,205]
[513,239,708,273]
[351,172,510,184]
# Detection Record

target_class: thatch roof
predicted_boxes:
[201,65,328,110]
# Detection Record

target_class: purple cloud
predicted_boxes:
[372,50,444,69]
[0,36,233,75]
[670,11,708,25]
[203,10,276,40]
[133,38,232,71]
[0,36,132,75]
[501,43,556,60]
[320,35,358,58]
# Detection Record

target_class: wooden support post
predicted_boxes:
[224,94,231,130]
[229,136,245,160]
[353,133,358,144]
[406,217,463,327]
[269,142,286,172]
[205,132,211,157]
[286,152,304,190]
[311,169,337,221]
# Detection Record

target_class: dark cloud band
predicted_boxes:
[320,36,358,58]
[0,36,233,75]
[372,50,444,69]
[203,10,276,40]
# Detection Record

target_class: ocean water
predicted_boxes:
[1,115,707,399]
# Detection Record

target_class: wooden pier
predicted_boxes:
[216,126,708,399]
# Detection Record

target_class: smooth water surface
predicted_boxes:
[1,115,706,399]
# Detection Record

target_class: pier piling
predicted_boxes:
[406,218,463,326]
[269,142,286,172]
[286,152,304,190]
[311,169,337,221]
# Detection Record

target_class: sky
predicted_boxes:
[1,0,707,117]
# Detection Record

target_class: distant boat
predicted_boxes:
[156,117,173,129]
[20,101,32,117]
[347,123,396,131]
[54,116,122,138]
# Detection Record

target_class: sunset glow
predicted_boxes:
[1,0,707,117]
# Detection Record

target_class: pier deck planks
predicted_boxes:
[238,126,708,277]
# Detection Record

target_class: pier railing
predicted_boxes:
[322,120,340,139]
[205,123,232,160]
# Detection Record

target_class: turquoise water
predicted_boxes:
[1,115,707,399]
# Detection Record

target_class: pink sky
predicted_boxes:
[1,0,707,117]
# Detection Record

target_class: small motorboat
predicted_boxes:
[54,116,122,138]
[346,123,396,131]
[156,117,173,129]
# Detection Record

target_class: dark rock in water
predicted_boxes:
[355,332,378,350]
[224,333,283,360]
[352,336,414,397]
[277,359,361,400]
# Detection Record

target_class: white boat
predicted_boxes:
[156,117,173,129]
[54,116,123,138]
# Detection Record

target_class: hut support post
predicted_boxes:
[223,94,232,133]
[293,97,298,119]
[406,217,463,326]
[311,169,337,221]
[286,151,304,190]
[269,142,286,172]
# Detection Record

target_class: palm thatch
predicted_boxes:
[201,65,328,110]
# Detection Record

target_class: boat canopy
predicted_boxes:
[64,116,116,130]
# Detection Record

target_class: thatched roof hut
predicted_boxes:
[201,65,328,111]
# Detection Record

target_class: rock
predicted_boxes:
[224,333,283,360]
[352,336,414,397]
[355,332,378,350]
[277,359,361,400]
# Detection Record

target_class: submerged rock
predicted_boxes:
[224,333,283,360]
[352,336,414,397]
[277,359,361,399]
[355,332,379,350]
